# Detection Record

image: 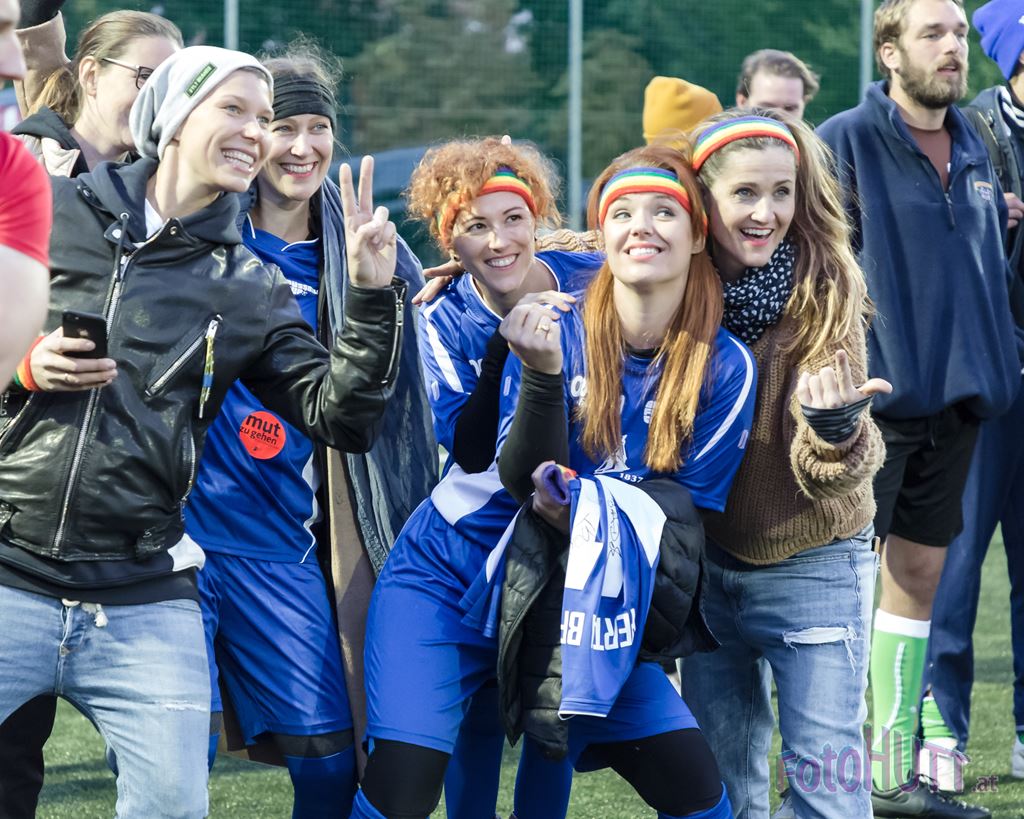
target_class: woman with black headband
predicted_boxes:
[180,45,434,817]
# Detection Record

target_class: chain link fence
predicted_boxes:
[17,0,1008,261]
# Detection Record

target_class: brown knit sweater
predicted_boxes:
[703,316,885,565]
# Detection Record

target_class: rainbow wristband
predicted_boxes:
[15,336,44,392]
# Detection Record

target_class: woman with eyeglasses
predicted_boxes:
[12,4,181,175]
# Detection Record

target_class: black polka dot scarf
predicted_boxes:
[721,238,796,345]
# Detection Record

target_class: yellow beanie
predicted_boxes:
[642,76,723,146]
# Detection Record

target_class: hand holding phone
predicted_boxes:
[22,321,117,392]
[62,310,108,359]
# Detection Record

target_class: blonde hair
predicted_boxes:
[579,143,723,474]
[874,0,965,77]
[34,11,183,122]
[693,109,870,365]
[405,137,561,250]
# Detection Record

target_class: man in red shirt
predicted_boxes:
[0,0,49,391]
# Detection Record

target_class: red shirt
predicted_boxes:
[0,131,52,267]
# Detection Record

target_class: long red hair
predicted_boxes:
[579,144,723,473]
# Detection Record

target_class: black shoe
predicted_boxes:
[871,776,991,818]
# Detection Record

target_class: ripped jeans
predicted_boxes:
[681,529,877,819]
[0,585,210,818]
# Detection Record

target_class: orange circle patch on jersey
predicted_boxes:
[239,410,287,459]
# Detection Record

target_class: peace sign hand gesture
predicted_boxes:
[340,156,397,289]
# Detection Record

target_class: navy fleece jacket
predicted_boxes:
[819,81,1020,420]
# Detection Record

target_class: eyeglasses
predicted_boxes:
[101,57,155,90]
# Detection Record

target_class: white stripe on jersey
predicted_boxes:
[423,297,465,393]
[299,452,322,564]
[430,461,504,526]
[693,336,756,461]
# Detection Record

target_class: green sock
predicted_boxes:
[920,694,956,741]
[870,610,930,790]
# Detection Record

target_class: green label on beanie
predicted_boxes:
[186,63,217,97]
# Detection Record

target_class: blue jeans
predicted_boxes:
[924,381,1024,747]
[0,585,210,818]
[681,531,876,819]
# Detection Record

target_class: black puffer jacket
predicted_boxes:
[0,157,405,564]
[496,478,717,760]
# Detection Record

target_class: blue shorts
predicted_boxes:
[365,506,697,764]
[198,551,352,744]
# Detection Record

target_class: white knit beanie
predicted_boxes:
[129,45,273,160]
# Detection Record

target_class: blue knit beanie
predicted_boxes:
[975,0,1024,81]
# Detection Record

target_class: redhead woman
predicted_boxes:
[494,143,756,819]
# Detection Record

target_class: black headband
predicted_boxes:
[272,75,338,132]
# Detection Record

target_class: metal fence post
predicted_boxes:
[225,0,239,50]
[568,0,583,229]
[860,0,873,100]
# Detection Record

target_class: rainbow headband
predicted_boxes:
[691,116,800,172]
[597,167,701,230]
[436,167,537,247]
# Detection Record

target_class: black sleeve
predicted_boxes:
[450,330,510,472]
[800,396,873,445]
[498,366,569,504]
[243,272,406,455]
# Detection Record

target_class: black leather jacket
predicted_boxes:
[496,479,718,760]
[0,158,405,564]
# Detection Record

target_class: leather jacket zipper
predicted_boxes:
[145,316,221,398]
[181,431,197,504]
[51,214,163,556]
[383,292,404,385]
[0,394,35,450]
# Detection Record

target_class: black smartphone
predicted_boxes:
[62,310,108,359]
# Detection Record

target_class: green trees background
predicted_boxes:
[61,0,1005,178]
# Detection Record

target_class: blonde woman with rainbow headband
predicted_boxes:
[353,137,604,819]
[676,110,891,819]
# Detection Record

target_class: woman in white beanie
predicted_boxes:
[0,45,406,819]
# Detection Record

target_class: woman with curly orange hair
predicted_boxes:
[352,137,604,819]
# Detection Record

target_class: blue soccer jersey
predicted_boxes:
[555,307,755,511]
[419,251,603,550]
[184,219,323,562]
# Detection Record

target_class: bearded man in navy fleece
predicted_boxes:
[819,1,1020,817]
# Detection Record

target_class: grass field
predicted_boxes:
[36,534,1024,817]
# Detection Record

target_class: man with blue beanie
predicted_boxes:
[918,0,1024,793]
[818,1,1020,816]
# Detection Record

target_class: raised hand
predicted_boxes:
[30,327,117,392]
[499,299,563,375]
[796,349,892,409]
[339,156,397,289]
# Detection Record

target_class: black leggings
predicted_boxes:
[359,729,721,818]
[588,728,722,815]
[0,695,57,818]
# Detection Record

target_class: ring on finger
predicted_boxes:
[63,372,73,386]
[536,319,553,335]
